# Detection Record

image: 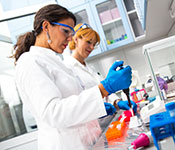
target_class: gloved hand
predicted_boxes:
[100,61,132,95]
[117,100,137,113]
[104,102,116,115]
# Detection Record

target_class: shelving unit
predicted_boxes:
[123,0,145,40]
[103,20,126,42]
[61,0,146,55]
[123,0,135,11]
[128,11,144,38]
[128,9,137,15]
[90,0,134,49]
[102,17,122,26]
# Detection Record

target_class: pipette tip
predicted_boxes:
[128,145,134,150]
[130,108,134,116]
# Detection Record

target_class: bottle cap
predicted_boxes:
[131,133,150,149]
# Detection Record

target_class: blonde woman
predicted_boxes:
[64,23,137,121]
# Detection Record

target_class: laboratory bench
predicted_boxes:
[0,130,38,150]
[0,110,174,150]
[93,110,175,150]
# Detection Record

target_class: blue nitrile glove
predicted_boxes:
[100,61,132,95]
[104,102,116,115]
[117,100,137,113]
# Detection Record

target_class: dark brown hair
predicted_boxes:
[12,4,76,63]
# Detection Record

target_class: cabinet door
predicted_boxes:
[71,3,105,57]
[90,0,134,51]
[122,0,145,40]
[57,0,87,10]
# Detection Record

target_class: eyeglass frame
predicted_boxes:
[51,22,75,36]
[75,23,91,33]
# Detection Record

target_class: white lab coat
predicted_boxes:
[63,55,119,131]
[63,55,119,104]
[64,55,101,88]
[15,46,106,150]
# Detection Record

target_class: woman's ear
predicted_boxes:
[42,20,50,32]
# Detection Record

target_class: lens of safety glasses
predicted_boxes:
[59,27,75,37]
[51,22,75,37]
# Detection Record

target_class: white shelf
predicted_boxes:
[128,9,137,15]
[135,34,146,41]
[102,17,122,26]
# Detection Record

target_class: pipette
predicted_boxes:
[123,88,132,108]
[123,88,134,116]
[116,64,134,116]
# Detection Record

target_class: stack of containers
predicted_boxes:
[110,7,120,19]
[99,7,120,24]
[99,7,127,45]
[99,10,113,24]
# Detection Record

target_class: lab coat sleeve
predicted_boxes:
[16,58,107,128]
[43,86,106,128]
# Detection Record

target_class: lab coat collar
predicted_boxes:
[64,55,90,71]
[30,46,63,60]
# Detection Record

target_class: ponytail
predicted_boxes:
[12,31,36,64]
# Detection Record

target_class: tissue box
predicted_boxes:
[110,7,120,19]
[99,10,112,24]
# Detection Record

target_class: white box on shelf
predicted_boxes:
[110,7,120,19]
[99,10,113,24]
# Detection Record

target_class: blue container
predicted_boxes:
[150,111,175,150]
[165,102,175,117]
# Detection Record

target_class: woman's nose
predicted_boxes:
[67,35,73,41]
[90,44,94,49]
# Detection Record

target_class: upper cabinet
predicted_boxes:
[123,0,145,41]
[90,0,135,51]
[58,0,146,57]
[62,0,146,57]
[70,3,105,57]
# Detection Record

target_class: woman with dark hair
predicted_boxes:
[12,4,132,150]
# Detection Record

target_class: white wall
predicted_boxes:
[0,41,14,74]
[148,46,175,72]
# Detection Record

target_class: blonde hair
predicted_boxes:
[69,23,100,50]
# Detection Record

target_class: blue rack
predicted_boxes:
[150,111,175,150]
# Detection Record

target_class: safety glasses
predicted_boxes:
[75,23,91,33]
[51,22,75,37]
